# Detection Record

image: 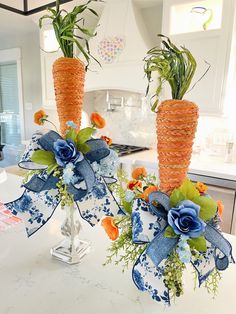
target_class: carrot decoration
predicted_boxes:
[39,0,100,137]
[53,57,85,136]
[144,35,208,194]
[157,100,198,193]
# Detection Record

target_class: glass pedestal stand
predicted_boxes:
[50,203,90,265]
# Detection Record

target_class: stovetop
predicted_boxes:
[110,143,149,157]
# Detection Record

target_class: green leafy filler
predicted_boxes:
[144,34,210,112]
[23,126,95,207]
[39,0,101,68]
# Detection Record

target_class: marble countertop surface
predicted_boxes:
[120,150,236,181]
[0,174,236,314]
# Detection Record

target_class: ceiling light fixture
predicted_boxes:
[0,0,73,16]
[191,6,213,30]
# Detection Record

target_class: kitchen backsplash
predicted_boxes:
[83,90,236,160]
[44,90,236,162]
[84,90,156,147]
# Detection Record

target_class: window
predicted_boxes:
[170,0,223,35]
[0,62,21,145]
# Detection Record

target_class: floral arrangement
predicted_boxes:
[5,111,119,236]
[102,167,234,305]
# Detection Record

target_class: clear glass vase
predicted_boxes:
[50,203,90,265]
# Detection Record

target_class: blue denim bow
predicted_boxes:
[5,131,120,236]
[20,131,110,201]
[132,191,234,304]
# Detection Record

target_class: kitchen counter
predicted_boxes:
[120,149,236,182]
[0,173,236,314]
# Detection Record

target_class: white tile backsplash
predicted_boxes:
[83,90,236,160]
[84,90,156,147]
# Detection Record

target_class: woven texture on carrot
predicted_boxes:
[157,99,198,193]
[53,57,85,136]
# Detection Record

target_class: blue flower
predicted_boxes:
[92,149,119,177]
[53,139,81,167]
[92,182,107,199]
[66,121,78,129]
[176,235,191,263]
[62,162,76,185]
[125,190,135,202]
[168,200,206,238]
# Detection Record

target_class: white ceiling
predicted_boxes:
[0,0,104,38]
[0,0,161,38]
[134,0,163,9]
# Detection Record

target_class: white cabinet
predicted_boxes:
[162,0,236,116]
[206,185,235,234]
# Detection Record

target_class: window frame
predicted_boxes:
[0,48,25,142]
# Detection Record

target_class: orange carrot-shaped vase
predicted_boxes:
[39,0,99,137]
[53,57,85,136]
[144,35,208,194]
[157,99,198,193]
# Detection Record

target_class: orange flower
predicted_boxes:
[141,185,159,202]
[217,200,224,218]
[132,167,147,180]
[101,135,112,145]
[127,180,142,190]
[34,110,48,125]
[90,112,106,129]
[196,182,208,194]
[101,216,119,241]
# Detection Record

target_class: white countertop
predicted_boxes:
[0,173,236,314]
[120,150,236,181]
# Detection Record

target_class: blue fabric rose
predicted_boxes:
[167,200,206,238]
[53,139,79,167]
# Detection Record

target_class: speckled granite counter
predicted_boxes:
[0,174,236,314]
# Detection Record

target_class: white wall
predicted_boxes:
[141,2,163,46]
[0,31,42,139]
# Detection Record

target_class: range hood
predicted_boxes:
[85,0,152,93]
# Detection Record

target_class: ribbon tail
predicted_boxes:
[76,175,121,226]
[204,225,235,270]
[191,245,216,287]
[132,250,170,305]
[131,228,178,304]
[5,188,61,237]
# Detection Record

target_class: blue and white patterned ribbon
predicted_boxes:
[131,192,234,304]
[5,130,120,236]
